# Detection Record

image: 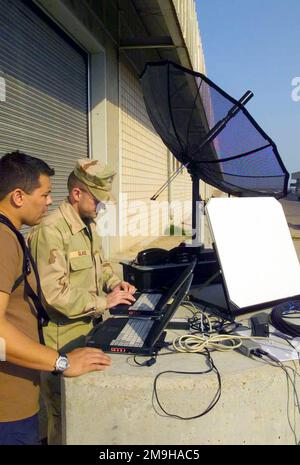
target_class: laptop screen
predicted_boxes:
[147,272,194,347]
[157,259,196,312]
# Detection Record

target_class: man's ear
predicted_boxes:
[71,187,81,203]
[11,189,24,207]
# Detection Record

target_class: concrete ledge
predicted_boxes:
[61,347,298,445]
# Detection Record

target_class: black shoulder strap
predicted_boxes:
[11,274,25,293]
[0,214,49,344]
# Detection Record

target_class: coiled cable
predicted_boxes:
[270,300,300,337]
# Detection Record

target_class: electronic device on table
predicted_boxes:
[110,260,196,317]
[86,268,194,355]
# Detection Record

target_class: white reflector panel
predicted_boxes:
[206,197,300,310]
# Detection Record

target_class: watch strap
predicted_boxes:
[52,352,69,376]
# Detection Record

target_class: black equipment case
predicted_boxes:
[121,248,220,292]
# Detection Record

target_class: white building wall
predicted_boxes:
[170,161,193,235]
[172,0,206,73]
[119,60,170,251]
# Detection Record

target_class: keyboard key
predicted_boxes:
[111,318,154,347]
[130,293,162,311]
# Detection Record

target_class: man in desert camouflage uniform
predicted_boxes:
[29,159,136,444]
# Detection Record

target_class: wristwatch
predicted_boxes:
[52,352,70,375]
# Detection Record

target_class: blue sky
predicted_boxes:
[196,0,300,177]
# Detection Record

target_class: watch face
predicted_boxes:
[57,356,69,371]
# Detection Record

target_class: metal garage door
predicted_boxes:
[0,0,88,209]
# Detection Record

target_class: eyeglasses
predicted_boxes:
[80,188,99,204]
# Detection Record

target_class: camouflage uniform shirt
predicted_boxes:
[28,199,121,351]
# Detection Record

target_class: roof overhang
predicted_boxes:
[118,0,193,74]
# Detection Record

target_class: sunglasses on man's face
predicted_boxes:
[80,188,98,203]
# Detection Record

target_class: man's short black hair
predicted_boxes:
[67,171,87,193]
[0,151,55,200]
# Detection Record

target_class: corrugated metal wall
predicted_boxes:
[0,0,88,211]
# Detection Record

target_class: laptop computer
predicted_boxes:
[86,269,194,355]
[110,259,196,317]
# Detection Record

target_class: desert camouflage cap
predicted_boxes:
[73,159,116,202]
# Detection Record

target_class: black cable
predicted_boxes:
[253,348,300,445]
[188,314,227,334]
[182,301,230,335]
[152,350,221,420]
[133,355,157,367]
[219,320,242,334]
[270,331,300,369]
[130,346,177,367]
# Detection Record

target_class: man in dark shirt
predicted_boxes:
[0,151,111,445]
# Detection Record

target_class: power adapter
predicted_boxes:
[167,318,190,330]
[250,312,269,337]
[236,339,262,357]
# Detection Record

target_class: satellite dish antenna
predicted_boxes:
[140,61,289,244]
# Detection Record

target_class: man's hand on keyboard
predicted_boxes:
[106,289,136,309]
[112,281,136,294]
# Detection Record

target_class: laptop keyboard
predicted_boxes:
[130,293,162,311]
[111,318,154,347]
